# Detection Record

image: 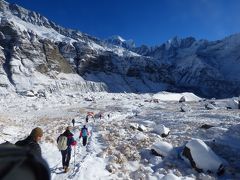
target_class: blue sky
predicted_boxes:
[6,0,240,46]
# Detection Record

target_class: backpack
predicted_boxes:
[82,128,88,137]
[57,135,68,151]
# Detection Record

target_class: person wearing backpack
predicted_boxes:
[57,126,77,173]
[15,127,43,157]
[72,118,75,127]
[79,125,90,146]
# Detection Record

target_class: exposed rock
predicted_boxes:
[200,124,215,129]
[106,164,117,173]
[179,96,186,103]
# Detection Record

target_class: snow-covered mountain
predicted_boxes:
[1,0,240,98]
[104,35,135,49]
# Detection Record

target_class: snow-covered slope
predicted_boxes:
[1,0,240,98]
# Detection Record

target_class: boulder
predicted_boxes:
[181,139,224,175]
[151,141,173,157]
[153,124,170,137]
[84,97,94,101]
[179,96,186,103]
[226,99,239,109]
[138,124,147,132]
[180,104,191,112]
[129,123,139,130]
[21,90,35,97]
[205,103,216,110]
[200,124,214,129]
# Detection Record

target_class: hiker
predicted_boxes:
[99,114,102,120]
[79,125,90,146]
[86,115,89,123]
[72,118,75,127]
[57,126,77,173]
[15,127,43,157]
[107,113,110,119]
[1,141,50,180]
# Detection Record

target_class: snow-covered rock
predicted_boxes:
[21,90,35,97]
[133,133,149,141]
[204,103,216,110]
[153,124,170,137]
[129,123,139,130]
[226,99,240,109]
[151,141,173,157]
[180,104,191,112]
[137,124,147,132]
[181,139,225,174]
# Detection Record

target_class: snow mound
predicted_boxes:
[153,92,201,102]
[181,139,224,174]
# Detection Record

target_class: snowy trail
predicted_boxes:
[51,124,94,180]
[50,120,112,180]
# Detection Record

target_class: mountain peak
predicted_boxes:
[110,35,126,42]
[105,35,135,49]
[165,36,196,49]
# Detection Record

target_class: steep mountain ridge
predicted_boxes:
[0,0,240,98]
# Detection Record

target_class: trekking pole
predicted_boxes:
[74,145,76,170]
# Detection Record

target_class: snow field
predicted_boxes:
[0,91,239,179]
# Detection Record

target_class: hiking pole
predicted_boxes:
[74,145,76,170]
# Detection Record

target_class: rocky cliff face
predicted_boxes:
[1,0,240,98]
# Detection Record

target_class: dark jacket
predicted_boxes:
[58,130,76,152]
[15,135,42,157]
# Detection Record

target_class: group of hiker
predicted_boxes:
[0,120,91,179]
[0,112,111,178]
[57,124,90,173]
